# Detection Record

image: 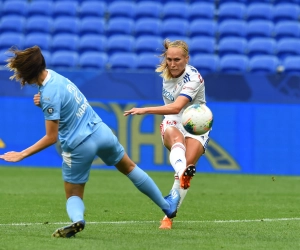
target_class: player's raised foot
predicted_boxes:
[159,217,173,230]
[52,220,85,238]
[162,189,180,219]
[180,165,196,189]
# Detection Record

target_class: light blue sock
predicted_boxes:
[66,196,85,223]
[127,165,169,210]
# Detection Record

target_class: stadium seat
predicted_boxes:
[52,34,79,52]
[189,37,215,56]
[218,0,247,5]
[162,2,189,20]
[218,37,247,57]
[167,36,190,44]
[24,34,52,51]
[190,54,220,74]
[218,3,247,22]
[79,17,105,35]
[108,52,137,69]
[135,18,162,37]
[135,1,163,20]
[136,53,160,70]
[78,35,107,53]
[79,52,108,69]
[42,50,51,67]
[275,21,300,39]
[220,55,249,73]
[246,3,274,21]
[2,1,28,17]
[161,19,189,38]
[188,3,215,21]
[53,1,78,18]
[26,16,53,35]
[106,18,135,37]
[190,20,217,38]
[277,38,300,59]
[107,35,135,55]
[107,1,136,19]
[135,36,163,54]
[53,17,80,35]
[273,3,300,22]
[51,51,79,68]
[283,56,300,74]
[274,0,300,3]
[190,0,215,2]
[247,38,277,58]
[218,20,247,39]
[79,1,107,18]
[247,0,273,3]
[0,33,24,51]
[0,16,26,34]
[249,55,280,73]
[247,20,275,39]
[164,0,188,2]
[27,1,53,17]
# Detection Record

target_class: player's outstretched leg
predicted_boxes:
[180,164,196,189]
[162,189,180,219]
[52,220,85,238]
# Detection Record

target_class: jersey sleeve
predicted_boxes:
[180,72,204,102]
[41,89,61,121]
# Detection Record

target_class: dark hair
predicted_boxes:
[6,46,46,86]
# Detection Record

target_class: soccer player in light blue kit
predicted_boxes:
[0,46,179,238]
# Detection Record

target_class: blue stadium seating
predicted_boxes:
[161,19,189,38]
[247,20,275,39]
[0,33,24,51]
[246,3,274,21]
[106,18,135,36]
[107,1,136,19]
[24,34,52,51]
[247,38,277,57]
[218,20,247,39]
[2,1,28,17]
[274,0,300,3]
[283,56,300,74]
[275,21,300,39]
[53,1,78,18]
[52,17,80,35]
[135,1,163,20]
[51,51,79,68]
[79,1,107,18]
[107,35,135,55]
[0,16,26,34]
[189,37,215,56]
[190,54,220,74]
[135,18,162,37]
[218,0,247,5]
[162,2,189,20]
[79,17,105,35]
[248,0,273,3]
[78,34,107,53]
[26,16,53,35]
[27,1,53,17]
[135,36,163,54]
[52,34,79,52]
[273,3,300,23]
[79,52,108,69]
[108,52,137,69]
[249,55,280,73]
[218,37,248,57]
[136,53,160,70]
[277,38,300,59]
[42,50,51,67]
[220,55,249,73]
[188,2,215,21]
[0,49,13,66]
[218,3,247,22]
[190,20,217,38]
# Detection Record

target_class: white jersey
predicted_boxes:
[162,64,206,120]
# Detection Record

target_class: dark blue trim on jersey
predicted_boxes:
[180,93,192,102]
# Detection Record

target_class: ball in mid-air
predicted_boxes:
[181,104,213,135]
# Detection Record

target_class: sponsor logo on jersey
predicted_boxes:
[162,88,174,101]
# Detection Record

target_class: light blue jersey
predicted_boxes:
[39,70,101,152]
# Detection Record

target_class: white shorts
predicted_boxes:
[160,116,211,150]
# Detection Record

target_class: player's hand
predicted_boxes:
[0,151,25,162]
[33,92,41,107]
[124,108,146,116]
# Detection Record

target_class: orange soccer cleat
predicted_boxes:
[180,165,196,189]
[159,217,173,230]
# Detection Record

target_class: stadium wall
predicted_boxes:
[0,69,299,175]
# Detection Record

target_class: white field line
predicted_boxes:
[1,218,300,226]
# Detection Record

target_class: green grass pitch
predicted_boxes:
[1,166,300,250]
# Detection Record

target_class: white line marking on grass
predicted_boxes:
[1,218,300,226]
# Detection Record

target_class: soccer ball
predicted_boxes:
[181,104,213,135]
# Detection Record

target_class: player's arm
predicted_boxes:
[124,96,190,116]
[0,120,59,162]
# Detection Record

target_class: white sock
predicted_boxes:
[169,142,186,177]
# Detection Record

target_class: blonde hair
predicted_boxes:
[155,39,189,80]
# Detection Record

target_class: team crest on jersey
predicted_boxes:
[47,108,54,114]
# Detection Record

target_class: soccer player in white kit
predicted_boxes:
[0,46,180,237]
[124,39,211,229]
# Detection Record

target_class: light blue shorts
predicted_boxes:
[62,122,125,184]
